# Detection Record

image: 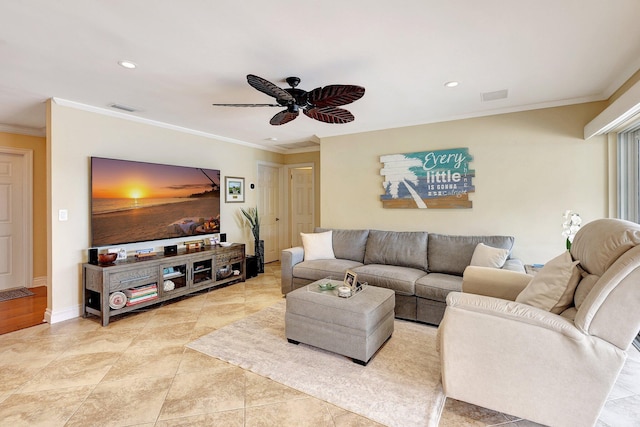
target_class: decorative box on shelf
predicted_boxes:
[135,248,156,259]
[184,240,205,251]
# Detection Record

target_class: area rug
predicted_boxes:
[187,301,445,427]
[0,287,35,302]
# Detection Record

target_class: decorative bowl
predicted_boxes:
[98,253,118,264]
[318,282,337,290]
[338,286,352,298]
[216,265,233,280]
[219,242,232,247]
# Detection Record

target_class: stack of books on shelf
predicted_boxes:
[124,283,158,306]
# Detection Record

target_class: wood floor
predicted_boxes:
[0,286,47,335]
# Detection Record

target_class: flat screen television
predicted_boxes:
[90,157,221,247]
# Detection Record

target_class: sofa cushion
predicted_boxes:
[515,251,582,314]
[301,230,336,261]
[428,234,514,276]
[363,230,428,271]
[415,273,463,302]
[560,306,578,321]
[315,228,370,263]
[571,218,640,276]
[293,259,364,283]
[470,243,510,269]
[574,273,599,309]
[352,264,424,296]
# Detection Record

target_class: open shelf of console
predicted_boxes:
[83,243,245,326]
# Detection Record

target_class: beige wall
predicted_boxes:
[47,101,283,322]
[320,102,609,264]
[41,98,613,320]
[0,131,47,280]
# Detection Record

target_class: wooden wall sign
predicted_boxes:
[380,148,475,209]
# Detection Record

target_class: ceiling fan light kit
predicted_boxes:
[213,74,365,125]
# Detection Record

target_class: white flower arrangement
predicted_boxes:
[562,210,582,250]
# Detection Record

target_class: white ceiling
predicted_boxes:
[2,1,640,152]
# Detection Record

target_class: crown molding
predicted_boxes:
[51,98,287,154]
[0,124,46,137]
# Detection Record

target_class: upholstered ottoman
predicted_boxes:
[285,283,395,365]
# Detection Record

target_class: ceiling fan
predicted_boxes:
[212,74,365,125]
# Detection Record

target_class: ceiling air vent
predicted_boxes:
[481,89,508,102]
[109,103,137,112]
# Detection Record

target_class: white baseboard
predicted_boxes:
[44,304,82,324]
[29,276,81,324]
[31,276,47,287]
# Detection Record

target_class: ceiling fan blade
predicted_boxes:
[303,107,355,124]
[212,103,282,107]
[308,85,365,107]
[270,109,299,125]
[247,74,295,102]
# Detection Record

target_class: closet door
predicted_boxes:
[258,163,282,264]
[0,149,32,290]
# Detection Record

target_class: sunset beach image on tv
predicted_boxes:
[90,157,221,247]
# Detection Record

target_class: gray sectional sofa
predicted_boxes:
[281,228,524,325]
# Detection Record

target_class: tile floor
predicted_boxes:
[0,262,639,426]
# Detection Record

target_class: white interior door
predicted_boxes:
[258,164,282,263]
[290,167,314,247]
[0,149,32,290]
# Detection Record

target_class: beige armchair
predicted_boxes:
[438,218,640,427]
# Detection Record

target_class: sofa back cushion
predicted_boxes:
[574,273,599,309]
[570,219,640,348]
[570,218,640,276]
[315,227,369,263]
[428,234,514,276]
[364,230,428,270]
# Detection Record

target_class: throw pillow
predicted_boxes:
[301,230,336,261]
[515,251,582,314]
[469,243,510,269]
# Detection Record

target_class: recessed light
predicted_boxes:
[444,81,459,88]
[266,137,278,141]
[118,60,137,69]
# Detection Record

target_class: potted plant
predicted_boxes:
[240,207,263,273]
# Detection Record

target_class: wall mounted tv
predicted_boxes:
[91,157,221,247]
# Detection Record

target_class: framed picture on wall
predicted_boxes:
[225,177,245,203]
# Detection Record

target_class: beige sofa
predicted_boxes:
[281,227,524,325]
[439,218,640,426]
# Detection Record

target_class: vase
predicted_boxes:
[255,239,264,273]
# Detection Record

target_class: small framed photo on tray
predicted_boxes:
[344,270,357,288]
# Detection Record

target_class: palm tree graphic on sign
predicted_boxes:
[381,154,427,208]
